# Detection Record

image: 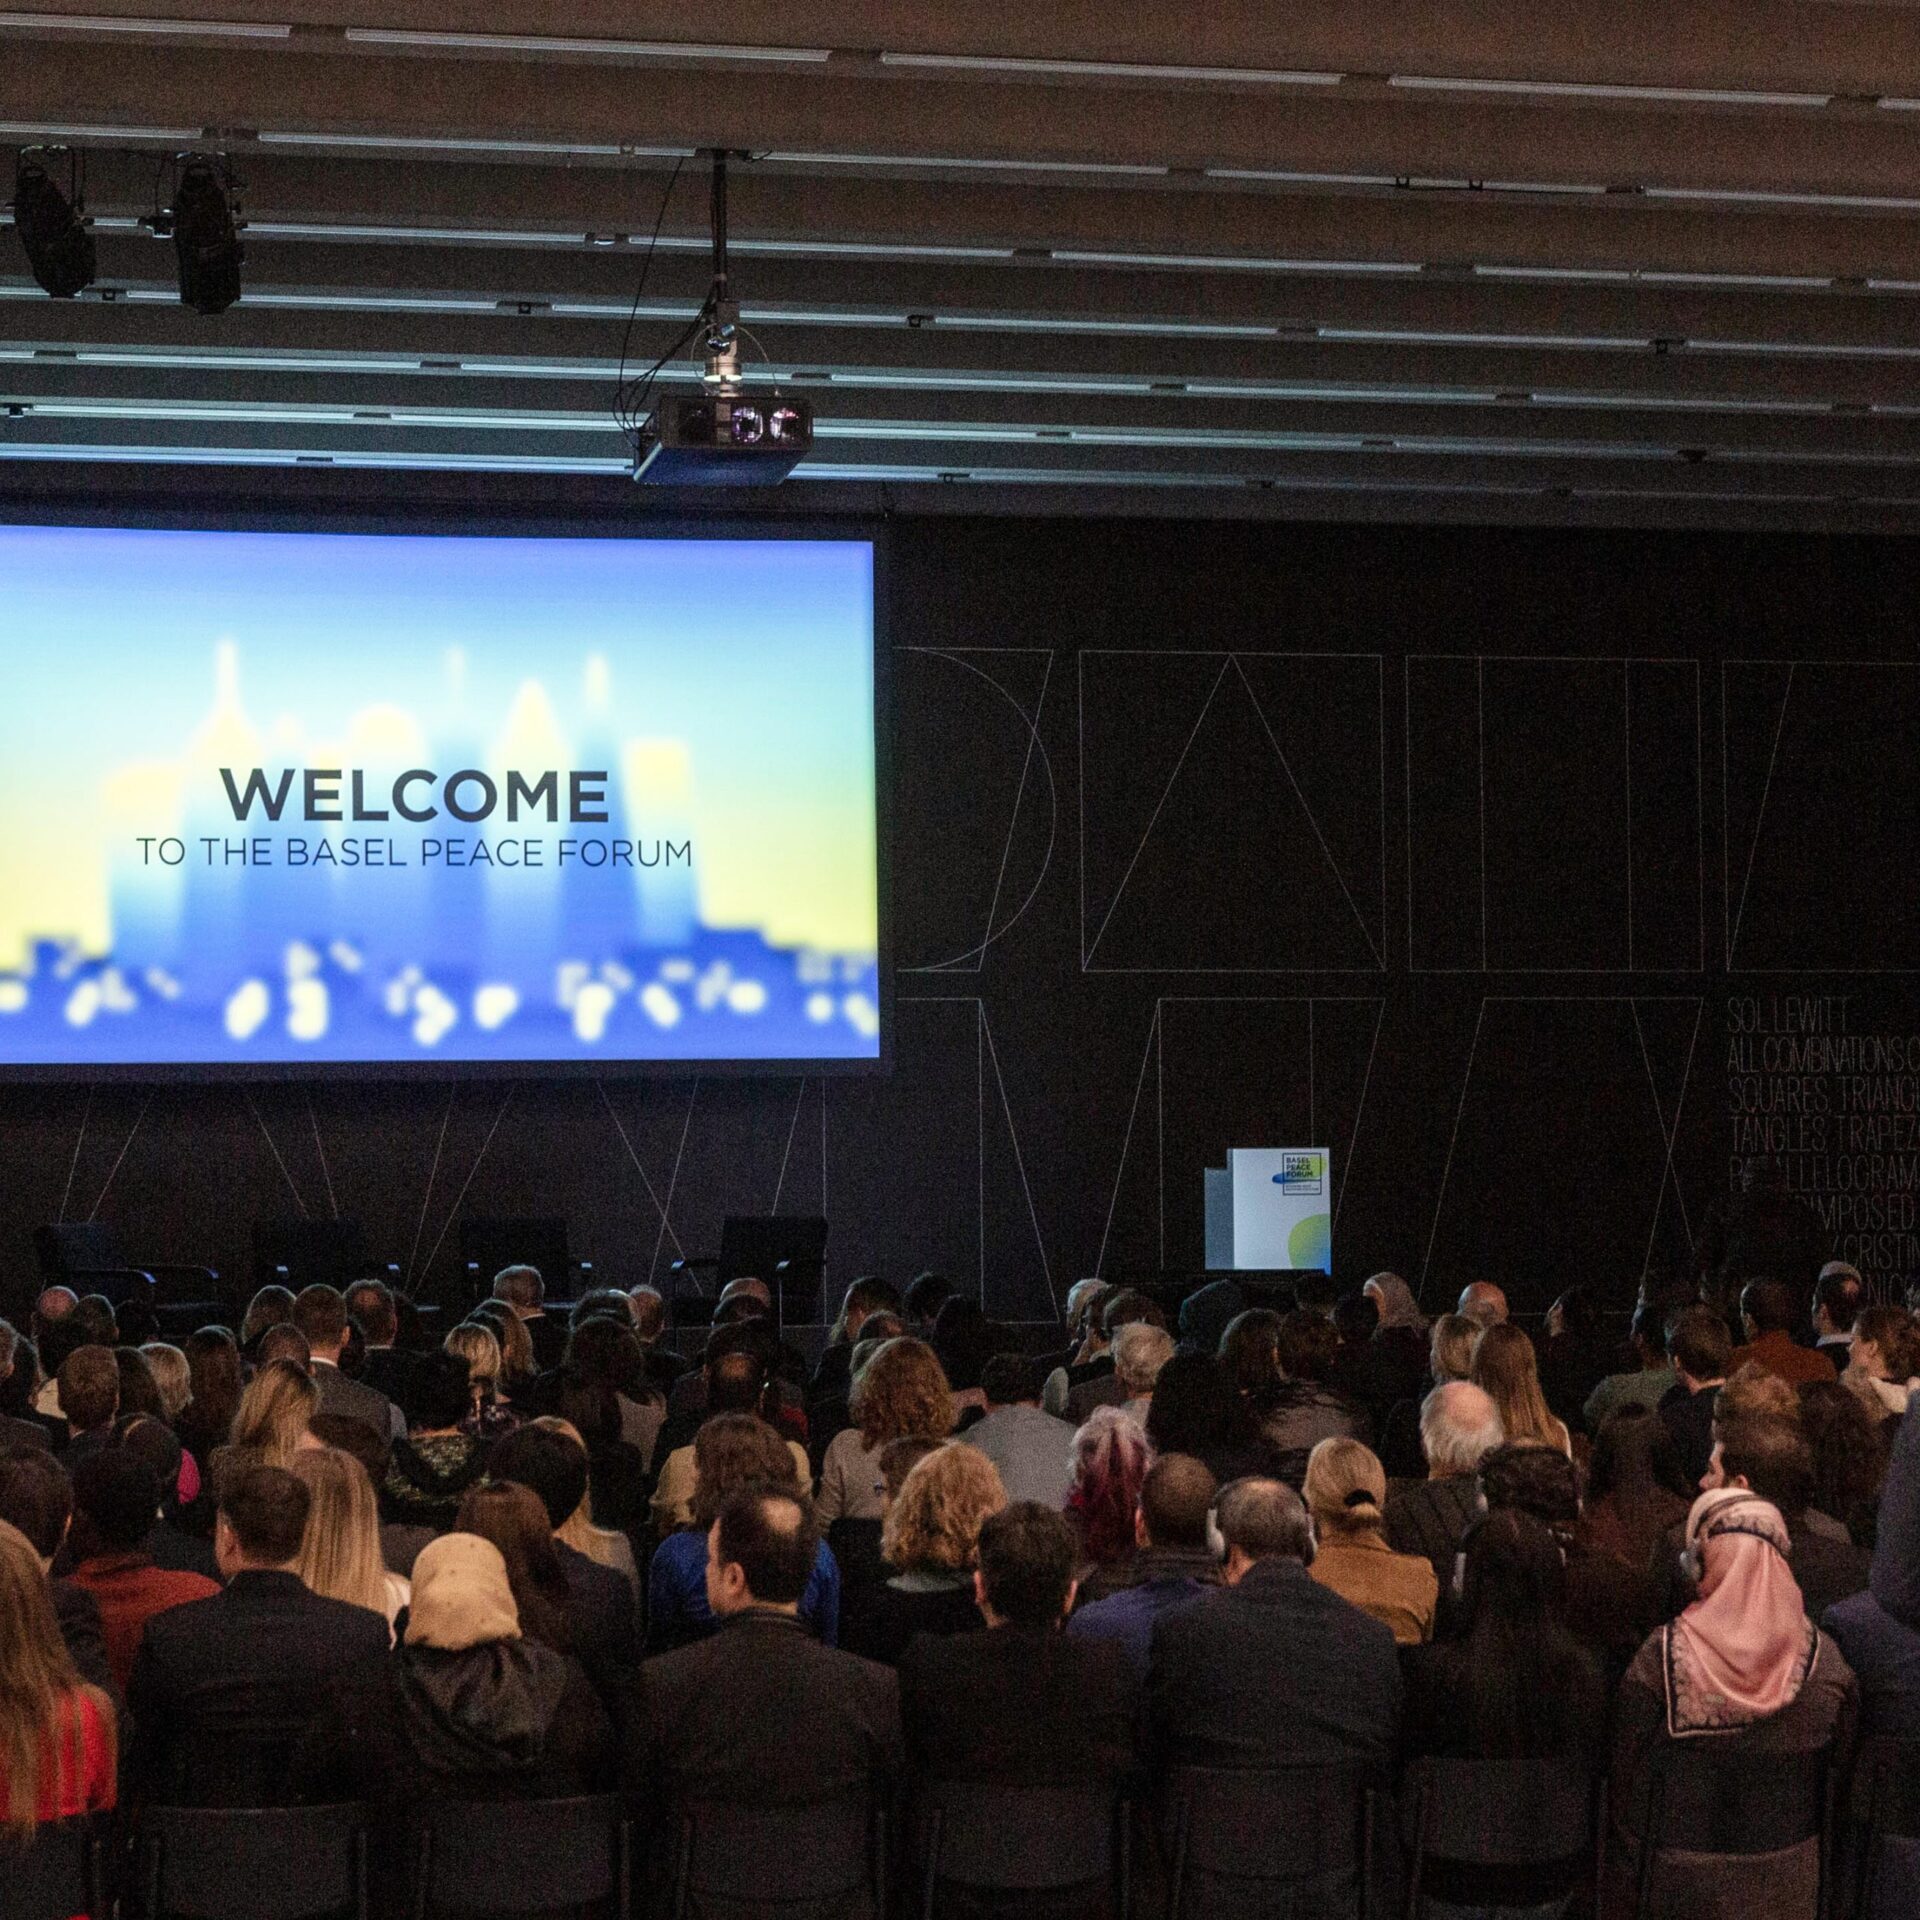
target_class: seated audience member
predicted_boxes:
[110,1414,208,1570]
[1385,1381,1505,1587]
[1579,1405,1693,1580]
[470,1300,538,1402]
[256,1324,312,1371]
[817,1337,953,1527]
[66,1449,218,1690]
[129,1462,389,1805]
[1329,1292,1386,1416]
[812,1278,899,1400]
[294,1284,404,1442]
[1659,1306,1733,1487]
[1146,1350,1282,1488]
[1584,1304,1679,1433]
[1537,1284,1622,1430]
[1174,1279,1245,1363]
[443,1320,519,1440]
[637,1485,901,1820]
[1258,1309,1372,1484]
[113,1346,165,1422]
[492,1263,565,1373]
[1607,1489,1858,1920]
[488,1424,638,1675]
[58,1345,121,1464]
[293,1531,612,1835]
[342,1279,414,1407]
[382,1351,487,1532]
[0,1448,115,1696]
[544,1314,664,1472]
[292,1447,411,1640]
[648,1413,837,1652]
[533,1415,639,1601]
[311,1413,426,1577]
[1147,1478,1402,1775]
[1456,1282,1508,1330]
[0,1518,117,1834]
[1112,1321,1176,1428]
[626,1282,689,1393]
[228,1356,322,1469]
[1048,1291,1163,1425]
[1360,1271,1431,1407]
[843,1443,1005,1665]
[0,1318,52,1451]
[455,1482,581,1657]
[1844,1305,1920,1424]
[929,1297,1003,1428]
[959,1354,1075,1509]
[904,1271,955,1338]
[1069,1453,1221,1672]
[140,1341,192,1423]
[1698,1398,1870,1619]
[1402,1510,1606,1914]
[900,1501,1136,1911]
[1826,1398,1920,1917]
[1470,1323,1571,1456]
[1428,1313,1479,1388]
[1066,1405,1154,1580]
[176,1327,243,1467]
[1811,1262,1863,1365]
[1799,1379,1890,1549]
[651,1348,813,1530]
[1303,1436,1437,1645]
[240,1285,296,1354]
[1037,1280,1115,1409]
[807,1313,907,1469]
[1732,1277,1838,1387]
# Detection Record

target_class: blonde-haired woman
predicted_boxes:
[140,1342,193,1421]
[1470,1324,1572,1456]
[1303,1437,1437,1644]
[531,1416,639,1599]
[445,1321,519,1439]
[844,1443,1006,1664]
[1429,1313,1478,1386]
[227,1357,321,1468]
[291,1447,410,1640]
[0,1519,117,1839]
[816,1337,954,1525]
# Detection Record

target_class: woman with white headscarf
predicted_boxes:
[1606,1489,1858,1920]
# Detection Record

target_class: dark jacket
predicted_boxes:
[52,1577,119,1705]
[1146,1556,1402,1773]
[381,1432,489,1532]
[312,1359,404,1444]
[355,1346,418,1408]
[840,1573,977,1667]
[1659,1379,1721,1488]
[1383,1475,1483,1591]
[1068,1549,1220,1680]
[556,1538,639,1677]
[128,1568,390,1805]
[900,1623,1137,1788]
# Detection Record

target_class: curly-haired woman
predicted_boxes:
[815,1337,954,1525]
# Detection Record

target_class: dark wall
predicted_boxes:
[4,512,1918,1326]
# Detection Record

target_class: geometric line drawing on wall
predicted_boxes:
[896,647,1057,974]
[411,1085,518,1290]
[595,1077,691,1274]
[65,1086,155,1227]
[1723,659,1920,971]
[1407,656,1704,974]
[244,1087,316,1220]
[1080,651,1388,973]
[1417,995,1706,1312]
[1097,994,1385,1276]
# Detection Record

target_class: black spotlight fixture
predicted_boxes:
[169,154,243,315]
[10,150,95,298]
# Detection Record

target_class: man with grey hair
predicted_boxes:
[1114,1322,1175,1425]
[492,1263,563,1371]
[1456,1281,1508,1330]
[627,1283,689,1391]
[1147,1476,1401,1778]
[1385,1381,1505,1587]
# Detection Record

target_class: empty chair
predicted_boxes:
[1163,1763,1378,1920]
[912,1781,1129,1920]
[670,1792,884,1920]
[407,1794,629,1920]
[4,1814,108,1920]
[138,1803,368,1920]
[1402,1755,1599,1919]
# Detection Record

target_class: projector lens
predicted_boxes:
[729,406,765,445]
[769,406,805,444]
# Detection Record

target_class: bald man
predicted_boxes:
[1456,1282,1509,1330]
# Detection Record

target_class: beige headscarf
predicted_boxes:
[404,1532,521,1651]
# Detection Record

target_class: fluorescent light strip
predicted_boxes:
[258,132,692,159]
[0,10,289,35]
[1646,185,1920,213]
[1055,250,1421,274]
[877,52,1340,87]
[1530,393,1832,415]
[1321,327,1648,350]
[1388,74,1830,108]
[759,150,1167,177]
[1474,266,1637,284]
[1641,270,1833,289]
[1690,339,1920,360]
[0,118,199,141]
[343,28,830,62]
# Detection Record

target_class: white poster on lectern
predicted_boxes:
[1229,1147,1333,1272]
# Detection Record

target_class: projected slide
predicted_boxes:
[0,525,881,1068]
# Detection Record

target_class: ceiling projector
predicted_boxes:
[633,389,814,486]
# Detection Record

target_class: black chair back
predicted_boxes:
[408,1794,628,1919]
[671,1791,883,1917]
[1,1814,108,1920]
[139,1803,367,1920]
[912,1781,1128,1916]
[1164,1764,1377,1920]
[1631,1742,1833,1919]
[1403,1754,1598,1918]
[1850,1734,1920,1920]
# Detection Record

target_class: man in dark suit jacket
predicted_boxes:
[1148,1477,1402,1774]
[639,1487,900,1806]
[293,1285,404,1442]
[493,1264,569,1372]
[129,1462,388,1805]
[901,1501,1135,1787]
[342,1279,417,1408]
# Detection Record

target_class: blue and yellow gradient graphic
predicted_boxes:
[0,526,880,1065]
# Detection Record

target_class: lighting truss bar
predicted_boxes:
[341,28,831,62]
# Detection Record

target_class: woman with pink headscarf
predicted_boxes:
[1605,1488,1858,1920]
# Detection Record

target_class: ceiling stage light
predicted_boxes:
[10,152,96,297]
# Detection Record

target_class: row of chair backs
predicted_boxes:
[671,1791,881,1917]
[4,1812,109,1920]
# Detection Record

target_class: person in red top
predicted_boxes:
[1731,1279,1839,1389]
[65,1449,218,1692]
[0,1516,117,1851]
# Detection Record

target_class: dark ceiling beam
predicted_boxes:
[10,42,1920,197]
[11,0,1920,101]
